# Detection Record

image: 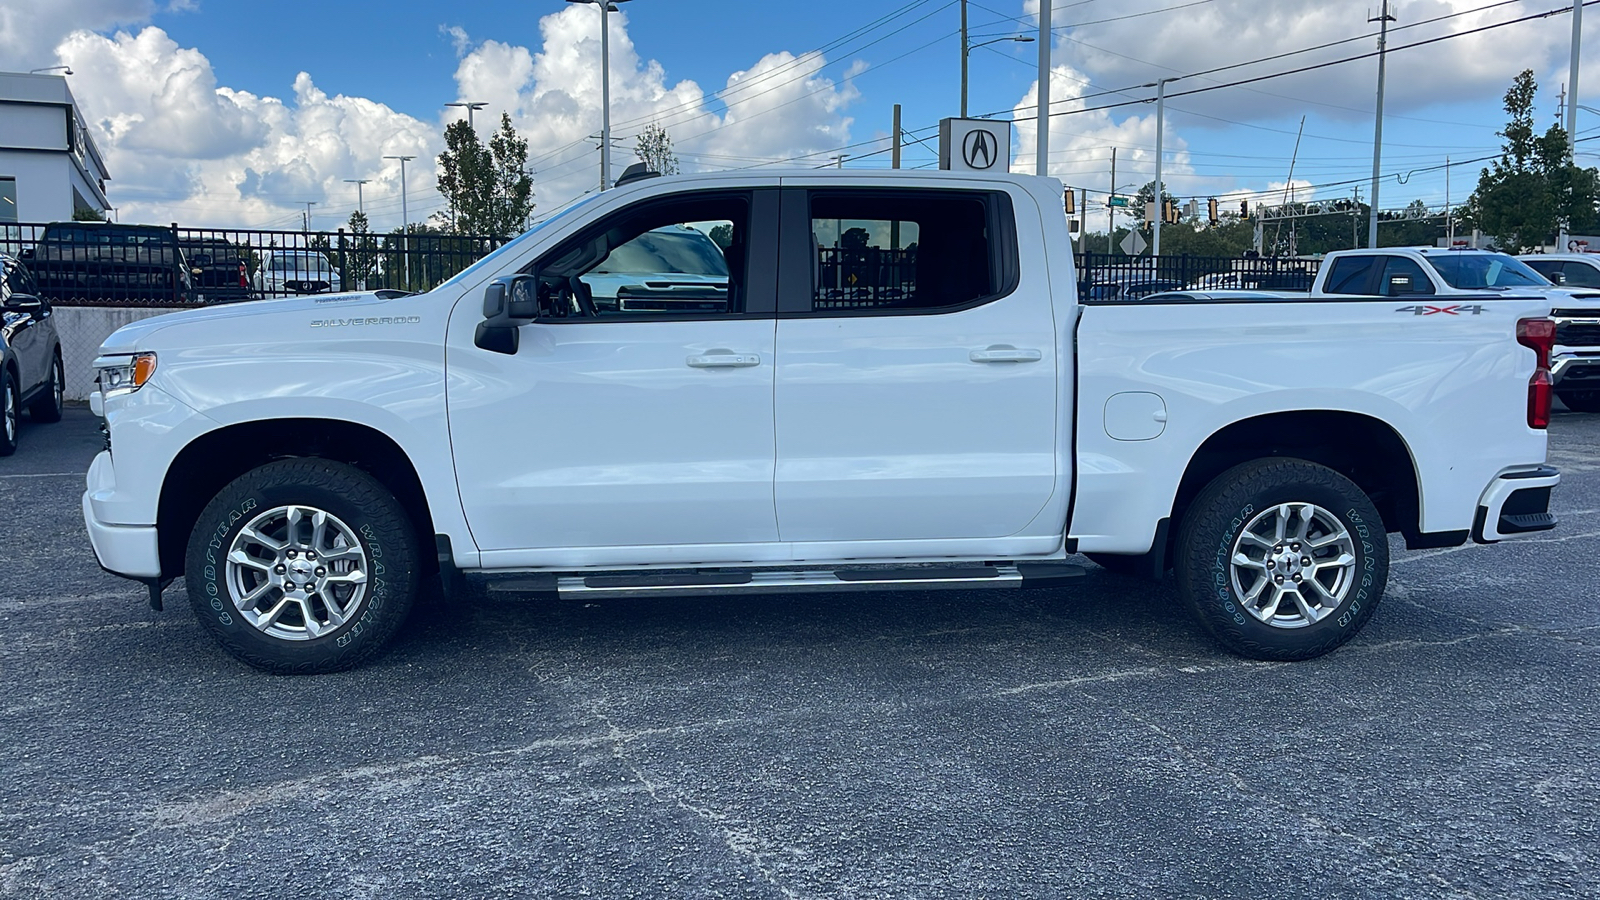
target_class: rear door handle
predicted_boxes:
[687,352,761,368]
[970,346,1042,363]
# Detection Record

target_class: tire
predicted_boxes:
[184,459,419,674]
[1174,458,1388,661]
[1085,551,1160,578]
[0,368,17,457]
[1557,389,1600,413]
[29,351,64,423]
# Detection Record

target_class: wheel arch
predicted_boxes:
[156,418,437,578]
[1168,410,1426,552]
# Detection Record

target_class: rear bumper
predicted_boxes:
[83,451,162,578]
[1472,465,1560,544]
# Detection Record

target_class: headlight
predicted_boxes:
[94,352,158,398]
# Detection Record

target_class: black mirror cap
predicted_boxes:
[4,294,43,312]
[474,322,520,355]
[615,162,660,187]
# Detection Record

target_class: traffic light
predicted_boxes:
[1240,200,1250,218]
[1063,189,1075,215]
[1207,198,1219,225]
[1162,199,1179,225]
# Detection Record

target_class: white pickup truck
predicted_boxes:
[84,169,1562,674]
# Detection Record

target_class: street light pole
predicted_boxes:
[1367,0,1394,249]
[344,179,369,215]
[301,201,317,232]
[963,33,1034,119]
[568,0,633,190]
[1570,1,1584,160]
[445,101,487,131]
[384,155,415,286]
[1153,77,1178,258]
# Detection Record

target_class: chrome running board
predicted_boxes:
[485,563,1084,600]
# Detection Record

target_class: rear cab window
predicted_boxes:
[778,188,1018,315]
[1323,255,1379,294]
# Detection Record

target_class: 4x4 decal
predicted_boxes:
[1395,304,1487,316]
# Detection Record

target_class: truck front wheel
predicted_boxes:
[1174,459,1387,661]
[184,459,419,674]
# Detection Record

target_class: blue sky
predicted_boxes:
[5,1,1595,230]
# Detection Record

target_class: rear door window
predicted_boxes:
[785,189,1017,314]
[1323,255,1379,295]
[1564,261,1600,288]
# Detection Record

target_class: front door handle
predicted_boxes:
[970,346,1042,363]
[687,352,761,368]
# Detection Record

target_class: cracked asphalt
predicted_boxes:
[2,406,1596,899]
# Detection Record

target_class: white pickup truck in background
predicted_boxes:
[83,168,1561,674]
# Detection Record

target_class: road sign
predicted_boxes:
[1107,196,1130,208]
[1120,230,1147,256]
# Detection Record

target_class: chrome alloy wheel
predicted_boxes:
[1229,503,1357,629]
[224,505,369,640]
[52,358,63,410]
[3,381,14,443]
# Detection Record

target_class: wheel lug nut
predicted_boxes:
[1291,543,1300,551]
[1275,575,1284,584]
[306,551,316,560]
[286,549,298,559]
[1293,573,1303,583]
[1266,560,1275,569]
[274,565,286,574]
[315,568,326,577]
[1301,557,1311,566]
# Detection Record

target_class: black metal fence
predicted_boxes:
[0,222,506,307]
[1,220,1328,309]
[1076,252,1321,300]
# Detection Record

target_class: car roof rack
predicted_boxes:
[615,162,661,187]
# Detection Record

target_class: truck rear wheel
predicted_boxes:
[184,459,419,674]
[1174,458,1387,661]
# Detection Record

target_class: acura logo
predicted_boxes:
[962,128,999,169]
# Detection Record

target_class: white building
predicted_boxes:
[0,72,111,224]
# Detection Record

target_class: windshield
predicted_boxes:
[433,192,604,293]
[271,254,332,273]
[593,229,729,277]
[1424,253,1552,290]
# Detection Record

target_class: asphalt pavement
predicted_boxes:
[2,406,1596,899]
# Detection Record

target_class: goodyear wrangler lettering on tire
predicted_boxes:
[1174,458,1389,661]
[184,459,418,675]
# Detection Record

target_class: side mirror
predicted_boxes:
[19,248,33,260]
[475,274,537,354]
[191,267,204,276]
[3,293,43,313]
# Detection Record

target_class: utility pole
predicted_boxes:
[568,0,632,190]
[1367,0,1394,248]
[832,154,847,168]
[301,201,316,232]
[1446,157,1454,246]
[1036,0,1050,176]
[1152,77,1177,258]
[1108,147,1116,255]
[960,0,969,118]
[1570,1,1584,159]
[892,104,902,169]
[344,179,369,215]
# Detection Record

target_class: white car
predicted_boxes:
[84,170,1560,673]
[252,249,342,296]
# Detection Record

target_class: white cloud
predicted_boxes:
[9,1,859,230]
[1012,62,1194,202]
[0,0,155,70]
[1028,0,1586,123]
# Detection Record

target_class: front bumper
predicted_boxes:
[1551,352,1600,389]
[1472,465,1560,543]
[83,450,161,578]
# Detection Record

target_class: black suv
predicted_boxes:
[178,237,255,304]
[23,222,197,305]
[0,254,65,456]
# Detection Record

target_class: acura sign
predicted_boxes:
[939,118,1012,173]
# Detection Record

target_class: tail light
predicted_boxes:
[1517,317,1556,429]
[238,261,248,288]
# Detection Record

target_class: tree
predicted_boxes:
[339,209,379,289]
[707,223,733,249]
[434,113,535,237]
[485,113,535,236]
[435,119,493,234]
[1468,70,1600,251]
[635,122,680,175]
[72,207,107,222]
